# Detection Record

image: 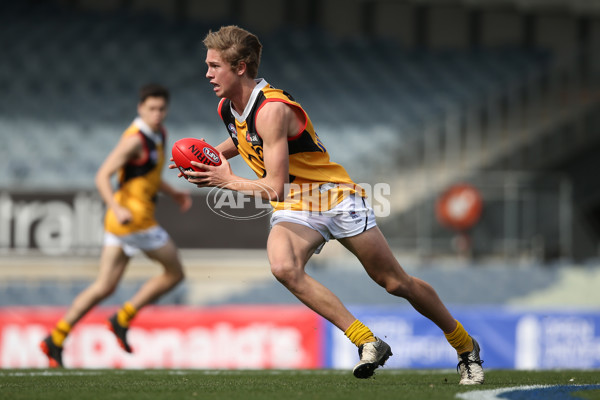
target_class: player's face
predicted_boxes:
[138,96,168,131]
[205,49,239,99]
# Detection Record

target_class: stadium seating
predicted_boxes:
[0,1,552,188]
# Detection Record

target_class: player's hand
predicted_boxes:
[186,155,232,188]
[172,190,192,212]
[168,157,187,179]
[113,204,133,225]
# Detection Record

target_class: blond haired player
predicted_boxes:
[41,84,191,367]
[177,26,484,384]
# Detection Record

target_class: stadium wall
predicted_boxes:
[0,190,269,255]
[2,305,599,370]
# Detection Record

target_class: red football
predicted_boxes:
[172,138,222,177]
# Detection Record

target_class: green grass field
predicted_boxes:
[1,369,599,400]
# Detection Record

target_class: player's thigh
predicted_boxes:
[267,222,324,268]
[339,226,410,283]
[144,238,184,275]
[97,245,130,288]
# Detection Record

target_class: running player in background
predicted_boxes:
[40,83,191,368]
[176,25,484,384]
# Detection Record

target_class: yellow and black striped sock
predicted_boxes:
[51,320,71,347]
[444,320,473,354]
[116,302,138,328]
[344,319,376,347]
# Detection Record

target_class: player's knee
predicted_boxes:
[159,257,185,280]
[382,276,413,299]
[270,262,301,287]
[171,269,185,284]
[92,282,117,299]
[163,266,184,286]
[270,262,290,281]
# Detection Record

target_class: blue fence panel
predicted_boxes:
[325,306,600,369]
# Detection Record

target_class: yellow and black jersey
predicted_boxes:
[218,79,363,212]
[104,117,166,235]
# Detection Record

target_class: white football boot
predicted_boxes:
[457,337,485,385]
[352,337,393,379]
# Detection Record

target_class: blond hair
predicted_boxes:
[203,25,263,79]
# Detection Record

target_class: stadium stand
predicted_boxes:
[0,1,554,188]
[2,0,600,307]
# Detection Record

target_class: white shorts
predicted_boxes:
[270,194,377,254]
[103,225,170,256]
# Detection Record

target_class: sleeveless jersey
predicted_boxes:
[218,79,363,212]
[104,117,166,235]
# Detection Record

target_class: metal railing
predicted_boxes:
[386,49,600,261]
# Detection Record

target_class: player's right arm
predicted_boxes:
[95,134,144,224]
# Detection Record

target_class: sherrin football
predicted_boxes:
[172,138,222,177]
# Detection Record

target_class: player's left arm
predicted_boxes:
[159,180,192,212]
[216,137,239,160]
